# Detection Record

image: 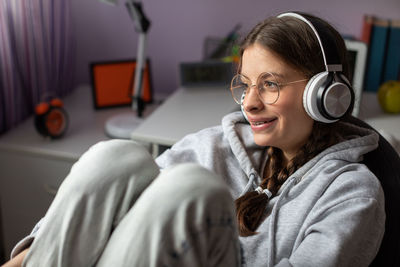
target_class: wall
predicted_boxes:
[70,0,400,95]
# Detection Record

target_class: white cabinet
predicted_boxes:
[0,151,74,256]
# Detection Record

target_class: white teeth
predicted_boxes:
[252,119,275,125]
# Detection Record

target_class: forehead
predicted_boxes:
[241,44,296,80]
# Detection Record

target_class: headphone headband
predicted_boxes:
[277,12,342,72]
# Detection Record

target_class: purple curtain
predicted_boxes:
[0,0,75,134]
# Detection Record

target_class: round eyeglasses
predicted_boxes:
[230,72,308,105]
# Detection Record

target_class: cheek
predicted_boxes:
[277,90,313,127]
[278,90,305,116]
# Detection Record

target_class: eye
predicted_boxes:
[261,80,279,91]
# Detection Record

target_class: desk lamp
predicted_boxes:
[100,0,151,139]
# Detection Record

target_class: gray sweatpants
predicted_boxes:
[22,140,240,267]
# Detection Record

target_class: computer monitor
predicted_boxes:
[345,39,368,117]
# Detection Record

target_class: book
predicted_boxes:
[364,17,390,92]
[383,19,400,82]
[360,15,374,44]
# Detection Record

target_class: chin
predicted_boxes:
[253,135,274,147]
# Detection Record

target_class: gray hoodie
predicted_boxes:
[156,111,385,267]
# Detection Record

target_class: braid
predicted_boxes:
[261,147,285,194]
[235,122,342,236]
[235,147,283,236]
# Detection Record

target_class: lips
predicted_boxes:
[249,117,277,130]
[250,118,276,125]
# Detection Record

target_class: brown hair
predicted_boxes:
[235,13,351,236]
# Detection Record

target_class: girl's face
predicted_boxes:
[241,43,314,161]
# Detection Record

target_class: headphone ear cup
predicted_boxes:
[322,79,352,119]
[332,73,354,115]
[303,72,333,123]
[303,72,353,123]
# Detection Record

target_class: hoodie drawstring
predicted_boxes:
[242,172,258,196]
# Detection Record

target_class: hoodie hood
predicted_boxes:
[222,111,267,194]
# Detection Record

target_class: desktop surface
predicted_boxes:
[130,86,239,147]
[359,92,400,152]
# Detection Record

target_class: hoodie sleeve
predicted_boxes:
[155,125,227,170]
[275,170,385,267]
[10,218,43,258]
[155,134,202,169]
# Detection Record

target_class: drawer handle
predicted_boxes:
[44,184,58,196]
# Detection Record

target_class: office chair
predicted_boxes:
[346,116,400,267]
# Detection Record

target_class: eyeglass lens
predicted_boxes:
[230,72,280,105]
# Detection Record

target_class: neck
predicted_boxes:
[282,151,294,166]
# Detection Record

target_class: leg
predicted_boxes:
[23,140,159,267]
[96,163,241,267]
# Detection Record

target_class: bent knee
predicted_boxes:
[75,140,155,171]
[155,163,233,204]
[83,139,150,162]
[132,163,235,227]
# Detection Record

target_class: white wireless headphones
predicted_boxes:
[241,12,354,123]
[277,12,354,123]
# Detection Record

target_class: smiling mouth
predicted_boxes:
[251,118,277,126]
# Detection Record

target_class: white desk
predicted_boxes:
[130,86,239,155]
[359,92,400,153]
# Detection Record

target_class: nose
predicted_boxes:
[243,85,264,113]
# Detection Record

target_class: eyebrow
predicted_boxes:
[269,72,286,79]
[241,71,287,80]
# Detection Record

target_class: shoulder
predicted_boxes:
[330,162,382,199]
[308,161,385,214]
[299,160,385,235]
[297,157,384,214]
